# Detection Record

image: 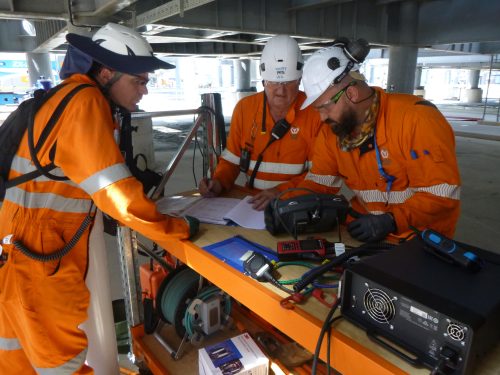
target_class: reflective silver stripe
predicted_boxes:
[5,187,92,213]
[0,337,22,350]
[79,163,131,196]
[305,172,343,188]
[353,183,461,205]
[252,178,283,190]
[10,155,77,186]
[353,189,411,204]
[414,183,461,200]
[249,160,305,175]
[220,150,240,165]
[368,211,386,215]
[222,151,307,175]
[306,161,312,171]
[35,348,87,375]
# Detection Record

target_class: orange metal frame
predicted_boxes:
[140,237,409,375]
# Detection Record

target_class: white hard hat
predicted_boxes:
[301,37,370,109]
[300,45,362,109]
[259,35,304,82]
[66,23,175,74]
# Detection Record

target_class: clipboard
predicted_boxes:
[202,235,278,273]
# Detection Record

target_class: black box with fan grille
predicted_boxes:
[340,237,500,374]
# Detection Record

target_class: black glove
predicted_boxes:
[347,213,395,243]
[183,215,200,239]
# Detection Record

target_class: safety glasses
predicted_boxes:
[129,73,150,87]
[317,81,357,109]
[263,79,300,87]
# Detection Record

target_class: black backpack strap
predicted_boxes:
[27,83,93,181]
[415,100,437,109]
[5,84,92,190]
[4,164,57,189]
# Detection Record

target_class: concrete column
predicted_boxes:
[413,66,425,97]
[233,58,253,101]
[26,53,54,88]
[462,69,482,103]
[469,69,480,89]
[387,46,418,94]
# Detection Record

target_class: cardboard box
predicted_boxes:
[199,333,269,375]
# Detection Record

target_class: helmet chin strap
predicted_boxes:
[101,71,123,94]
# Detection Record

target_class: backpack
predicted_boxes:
[0,83,91,201]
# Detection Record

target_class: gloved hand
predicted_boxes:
[183,215,200,239]
[347,213,395,243]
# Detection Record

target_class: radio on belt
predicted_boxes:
[420,229,483,272]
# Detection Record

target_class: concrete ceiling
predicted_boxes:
[0,0,499,68]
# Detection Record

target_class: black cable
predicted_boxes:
[312,298,341,374]
[13,204,96,262]
[263,273,295,294]
[294,242,395,293]
[326,326,332,375]
[192,132,199,187]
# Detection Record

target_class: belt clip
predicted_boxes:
[2,234,14,245]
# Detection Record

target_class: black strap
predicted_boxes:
[415,100,437,108]
[261,93,267,134]
[249,94,269,189]
[27,84,93,181]
[5,84,92,189]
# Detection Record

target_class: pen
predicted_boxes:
[204,177,212,192]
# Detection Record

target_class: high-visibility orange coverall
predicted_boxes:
[213,91,325,192]
[0,74,189,374]
[296,88,461,240]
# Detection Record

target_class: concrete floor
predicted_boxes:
[453,135,500,251]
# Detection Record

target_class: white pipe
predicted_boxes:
[80,210,120,375]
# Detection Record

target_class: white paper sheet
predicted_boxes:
[182,197,241,225]
[223,196,266,230]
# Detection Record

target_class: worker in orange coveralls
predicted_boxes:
[0,23,198,374]
[295,38,461,242]
[198,35,325,210]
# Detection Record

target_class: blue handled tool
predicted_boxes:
[421,228,483,272]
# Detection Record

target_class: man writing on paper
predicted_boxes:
[198,35,324,210]
[294,38,461,243]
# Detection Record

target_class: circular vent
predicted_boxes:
[447,322,466,341]
[363,288,396,324]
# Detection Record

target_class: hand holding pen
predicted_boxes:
[198,177,223,197]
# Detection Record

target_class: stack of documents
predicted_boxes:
[156,195,266,230]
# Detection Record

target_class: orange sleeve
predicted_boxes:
[53,83,190,242]
[391,104,461,237]
[290,126,343,197]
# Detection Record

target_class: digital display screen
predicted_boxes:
[299,239,323,250]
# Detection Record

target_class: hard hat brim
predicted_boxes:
[300,93,319,110]
[300,71,367,110]
[66,33,175,74]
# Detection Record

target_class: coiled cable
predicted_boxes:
[13,204,95,262]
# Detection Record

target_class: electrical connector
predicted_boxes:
[431,346,459,375]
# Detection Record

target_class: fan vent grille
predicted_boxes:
[363,288,396,324]
[447,322,466,341]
